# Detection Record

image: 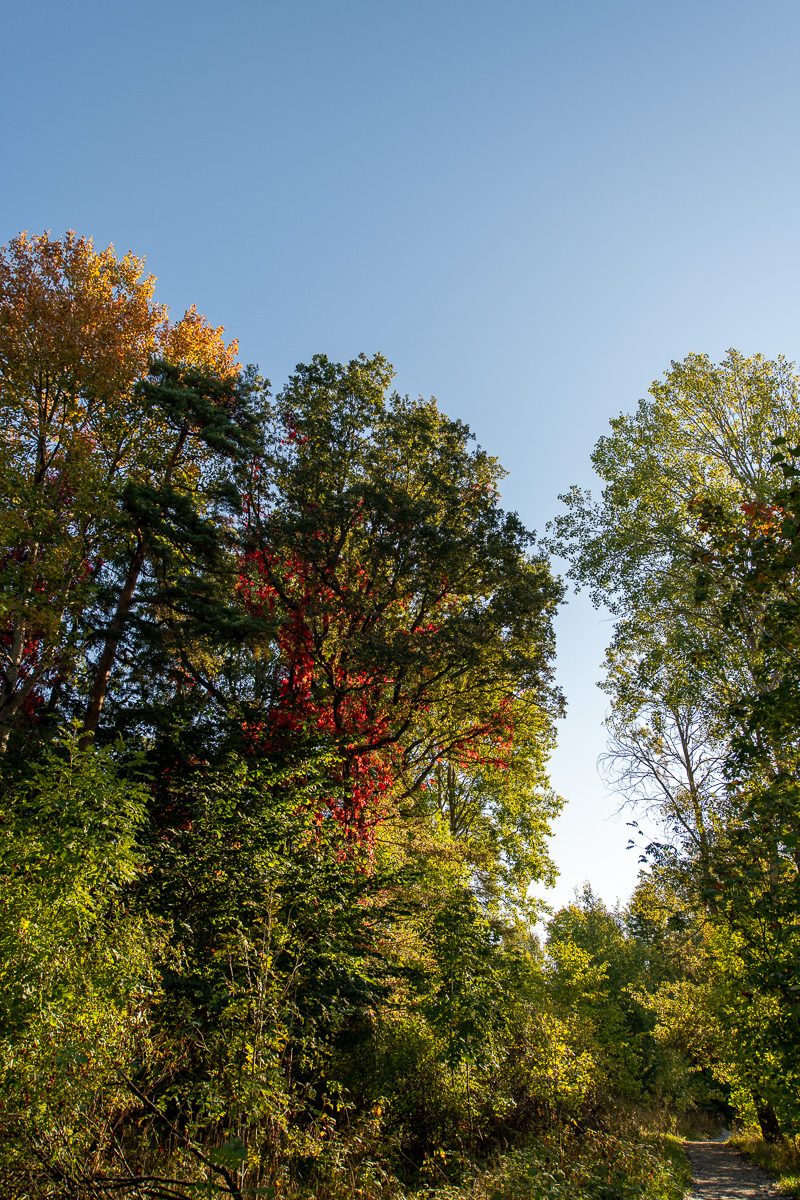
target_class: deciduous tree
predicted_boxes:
[237,353,564,842]
[0,231,246,754]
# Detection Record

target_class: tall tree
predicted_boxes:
[0,232,245,754]
[236,353,564,841]
[686,441,800,1130]
[551,348,800,1136]
[549,348,800,855]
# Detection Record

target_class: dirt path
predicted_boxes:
[685,1140,780,1199]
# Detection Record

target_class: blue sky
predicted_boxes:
[5,0,800,910]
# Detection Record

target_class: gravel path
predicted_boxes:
[685,1140,781,1199]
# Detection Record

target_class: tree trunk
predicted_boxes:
[79,424,189,750]
[79,534,145,750]
[751,1091,783,1143]
[0,620,50,756]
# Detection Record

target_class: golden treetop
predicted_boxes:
[0,231,240,479]
[160,305,240,379]
[0,230,164,407]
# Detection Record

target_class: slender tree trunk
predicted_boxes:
[0,677,44,755]
[79,424,189,750]
[0,622,28,751]
[0,617,53,756]
[79,534,145,750]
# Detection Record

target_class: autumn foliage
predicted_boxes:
[0,231,242,751]
[231,354,561,842]
[0,231,575,1199]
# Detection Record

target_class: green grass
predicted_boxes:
[644,1133,692,1196]
[277,1114,697,1199]
[406,1129,692,1200]
[730,1132,800,1196]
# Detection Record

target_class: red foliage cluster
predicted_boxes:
[237,548,396,847]
[237,543,517,848]
[739,500,784,539]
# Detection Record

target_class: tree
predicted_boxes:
[552,349,800,615]
[545,887,658,1103]
[0,231,247,755]
[551,348,800,1138]
[630,865,800,1139]
[601,622,730,876]
[549,349,800,861]
[236,353,564,842]
[0,232,575,1191]
[0,728,162,1189]
[683,440,800,1134]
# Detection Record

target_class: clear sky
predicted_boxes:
[5,0,800,911]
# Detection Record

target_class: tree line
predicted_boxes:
[1,231,798,1198]
[551,350,800,1142]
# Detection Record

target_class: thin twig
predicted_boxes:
[115,1070,244,1200]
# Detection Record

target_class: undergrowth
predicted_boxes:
[286,1127,691,1199]
[731,1132,800,1196]
[461,1130,688,1200]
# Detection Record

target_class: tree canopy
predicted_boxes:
[552,348,800,1142]
[7,232,797,1197]
[0,231,585,1199]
